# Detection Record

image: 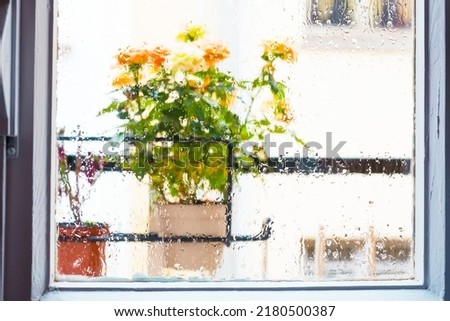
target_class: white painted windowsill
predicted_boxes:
[40,289,440,301]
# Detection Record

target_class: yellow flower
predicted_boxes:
[262,41,297,63]
[252,146,268,162]
[116,48,150,65]
[262,63,276,74]
[176,24,206,43]
[274,99,294,123]
[264,97,294,123]
[202,42,230,68]
[112,72,136,88]
[168,48,207,73]
[221,92,236,108]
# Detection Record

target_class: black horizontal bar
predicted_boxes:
[58,135,114,142]
[57,135,229,143]
[59,218,273,244]
[65,154,411,175]
[264,157,411,175]
[58,136,412,174]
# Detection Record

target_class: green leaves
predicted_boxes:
[134,141,229,203]
[98,100,124,116]
[269,79,286,99]
[271,125,286,134]
[100,34,302,203]
[294,135,307,147]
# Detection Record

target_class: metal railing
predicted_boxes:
[57,135,412,245]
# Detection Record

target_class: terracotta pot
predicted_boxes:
[57,223,110,277]
[148,203,227,275]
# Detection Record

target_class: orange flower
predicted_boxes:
[262,41,296,63]
[202,43,230,67]
[112,72,135,88]
[116,48,150,65]
[148,46,170,69]
[189,75,211,93]
[201,76,211,90]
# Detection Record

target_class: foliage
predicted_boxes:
[100,25,299,203]
[57,129,104,223]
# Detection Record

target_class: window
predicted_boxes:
[52,0,416,283]
[0,0,448,300]
[310,0,357,26]
[310,0,413,27]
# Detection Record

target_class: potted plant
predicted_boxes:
[56,129,109,277]
[100,25,299,274]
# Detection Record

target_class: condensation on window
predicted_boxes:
[309,0,414,28]
[55,0,415,282]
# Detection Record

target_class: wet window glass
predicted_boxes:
[55,0,415,282]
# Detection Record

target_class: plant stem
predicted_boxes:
[73,128,82,224]
[243,86,262,125]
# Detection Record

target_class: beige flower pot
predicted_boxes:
[148,203,227,277]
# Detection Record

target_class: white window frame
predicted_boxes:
[0,0,447,300]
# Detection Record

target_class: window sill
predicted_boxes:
[40,288,440,301]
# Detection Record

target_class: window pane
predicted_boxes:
[55,0,415,282]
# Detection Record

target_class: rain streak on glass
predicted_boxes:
[55,0,415,281]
